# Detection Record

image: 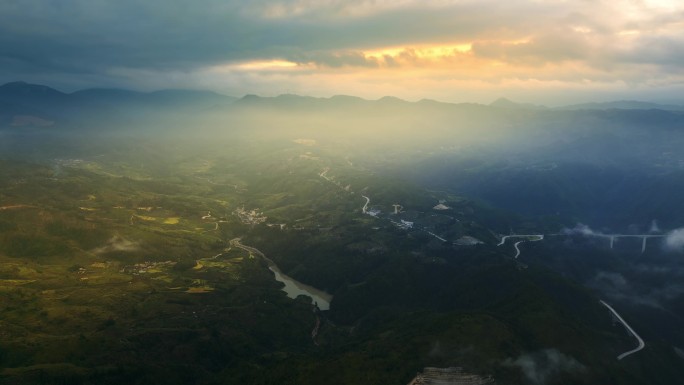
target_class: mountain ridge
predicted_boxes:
[3,81,683,111]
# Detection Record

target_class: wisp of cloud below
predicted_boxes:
[664,228,684,252]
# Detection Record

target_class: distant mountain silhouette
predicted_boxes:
[328,95,365,105]
[489,97,548,110]
[376,95,408,105]
[557,100,684,111]
[0,81,236,126]
[0,81,68,101]
[71,88,235,110]
[2,81,683,129]
[0,82,71,124]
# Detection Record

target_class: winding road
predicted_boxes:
[512,241,524,259]
[425,230,447,242]
[600,300,645,360]
[498,235,544,259]
[230,238,267,259]
[361,195,370,214]
[497,234,544,246]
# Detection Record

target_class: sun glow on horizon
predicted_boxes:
[212,60,303,72]
[5,0,683,105]
[363,43,474,60]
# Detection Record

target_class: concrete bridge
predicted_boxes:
[588,234,665,253]
[502,233,667,254]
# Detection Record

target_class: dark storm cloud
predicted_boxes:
[0,1,552,75]
[0,1,251,72]
[2,0,684,101]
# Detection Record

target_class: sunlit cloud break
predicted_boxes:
[1,0,684,104]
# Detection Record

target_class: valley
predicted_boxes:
[4,1,684,383]
[230,238,332,310]
[1,82,684,384]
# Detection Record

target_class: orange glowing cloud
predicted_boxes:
[5,0,682,104]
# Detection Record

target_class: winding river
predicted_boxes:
[230,238,333,310]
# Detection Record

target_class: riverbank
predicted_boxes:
[230,238,333,310]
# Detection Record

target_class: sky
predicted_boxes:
[1,0,684,105]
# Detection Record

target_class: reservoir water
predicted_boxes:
[268,264,332,310]
[230,238,333,310]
